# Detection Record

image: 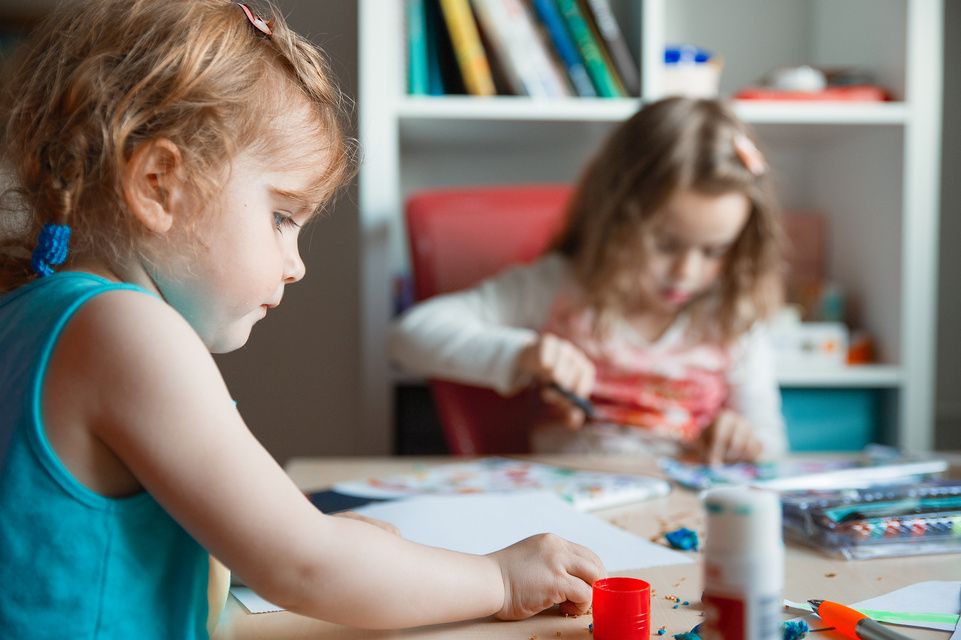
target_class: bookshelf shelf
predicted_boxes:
[398,96,640,122]
[393,364,905,390]
[397,97,910,126]
[359,0,943,454]
[731,101,911,126]
[776,364,903,389]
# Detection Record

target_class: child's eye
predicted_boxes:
[273,211,301,232]
[704,245,731,259]
[654,239,681,253]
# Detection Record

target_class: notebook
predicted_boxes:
[309,457,670,512]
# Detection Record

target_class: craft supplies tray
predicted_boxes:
[780,481,961,560]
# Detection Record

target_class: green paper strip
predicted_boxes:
[858,608,959,626]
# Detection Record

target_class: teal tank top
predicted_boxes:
[0,272,211,639]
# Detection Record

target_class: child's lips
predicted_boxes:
[662,288,691,304]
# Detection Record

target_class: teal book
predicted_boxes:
[584,0,639,95]
[407,0,429,95]
[554,0,622,97]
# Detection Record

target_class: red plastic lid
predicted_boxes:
[592,577,651,640]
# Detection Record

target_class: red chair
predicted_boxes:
[405,184,573,455]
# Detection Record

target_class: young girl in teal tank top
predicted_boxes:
[0,2,604,638]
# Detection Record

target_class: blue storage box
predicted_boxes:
[781,388,885,451]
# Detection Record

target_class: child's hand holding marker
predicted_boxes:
[516,333,596,428]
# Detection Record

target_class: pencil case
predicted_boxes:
[780,480,961,559]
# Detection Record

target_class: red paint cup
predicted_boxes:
[592,577,651,640]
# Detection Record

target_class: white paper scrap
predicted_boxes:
[231,586,284,614]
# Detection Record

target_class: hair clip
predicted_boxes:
[238,3,272,37]
[733,133,766,176]
[31,223,71,277]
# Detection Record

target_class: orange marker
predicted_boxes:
[808,599,912,640]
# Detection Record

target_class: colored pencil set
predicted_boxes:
[781,480,961,559]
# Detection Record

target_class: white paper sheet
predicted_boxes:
[230,586,284,614]
[851,581,961,632]
[353,490,692,572]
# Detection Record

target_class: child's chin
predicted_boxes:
[207,327,253,354]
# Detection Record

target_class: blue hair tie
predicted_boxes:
[31,223,71,277]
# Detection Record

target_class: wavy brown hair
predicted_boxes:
[0,0,356,293]
[554,97,785,344]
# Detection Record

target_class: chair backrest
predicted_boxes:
[404,184,572,455]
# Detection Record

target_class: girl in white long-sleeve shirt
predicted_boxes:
[391,97,788,463]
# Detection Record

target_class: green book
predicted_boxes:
[554,0,622,97]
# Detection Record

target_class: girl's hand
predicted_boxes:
[516,333,596,428]
[489,533,606,620]
[332,511,401,536]
[696,410,764,465]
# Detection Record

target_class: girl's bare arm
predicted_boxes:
[51,290,602,628]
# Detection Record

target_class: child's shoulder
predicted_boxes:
[50,281,213,397]
[65,283,205,360]
[497,252,572,286]
[46,280,226,443]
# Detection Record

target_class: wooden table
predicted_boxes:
[214,454,961,640]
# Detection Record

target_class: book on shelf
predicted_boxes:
[424,0,467,95]
[438,0,497,96]
[531,0,597,97]
[406,0,429,95]
[581,0,639,96]
[554,0,623,97]
[470,0,572,98]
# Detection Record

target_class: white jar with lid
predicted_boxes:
[701,487,783,640]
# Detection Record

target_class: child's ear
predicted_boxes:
[122,139,185,234]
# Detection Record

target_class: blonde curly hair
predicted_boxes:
[0,0,356,292]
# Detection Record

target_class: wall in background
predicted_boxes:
[215,0,362,463]
[935,1,960,450]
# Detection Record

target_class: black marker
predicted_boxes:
[547,382,596,419]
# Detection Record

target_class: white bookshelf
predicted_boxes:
[394,364,904,389]
[358,0,942,454]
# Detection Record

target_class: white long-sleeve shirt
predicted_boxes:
[389,253,787,457]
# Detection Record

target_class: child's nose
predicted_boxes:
[284,247,306,283]
[671,250,701,281]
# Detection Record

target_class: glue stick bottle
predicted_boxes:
[701,487,783,640]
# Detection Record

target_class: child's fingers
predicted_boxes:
[557,586,592,616]
[540,387,586,429]
[707,413,736,465]
[567,544,607,584]
[551,341,587,389]
[557,570,596,616]
[539,334,562,376]
[744,438,763,461]
[558,544,606,616]
[568,353,596,399]
[534,334,590,388]
[722,422,753,462]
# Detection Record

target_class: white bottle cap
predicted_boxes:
[703,487,782,555]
